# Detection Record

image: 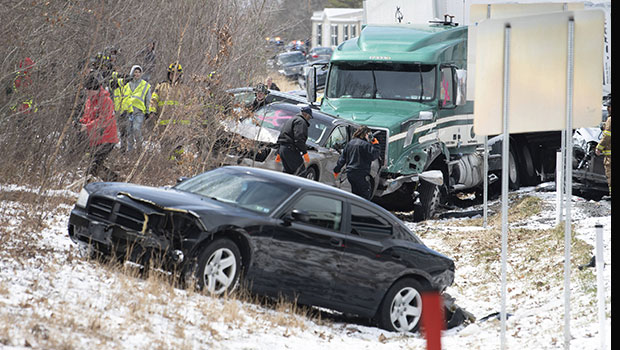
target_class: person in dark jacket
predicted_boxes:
[247,83,274,112]
[276,105,313,175]
[333,126,381,199]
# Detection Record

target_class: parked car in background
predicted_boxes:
[274,51,307,80]
[68,165,455,333]
[219,103,382,196]
[298,59,329,90]
[306,46,333,64]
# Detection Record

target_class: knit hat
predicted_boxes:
[129,65,142,76]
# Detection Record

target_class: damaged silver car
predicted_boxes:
[218,103,382,198]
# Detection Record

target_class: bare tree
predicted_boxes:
[0,0,289,191]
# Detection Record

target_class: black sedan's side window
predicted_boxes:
[350,204,392,239]
[292,195,343,231]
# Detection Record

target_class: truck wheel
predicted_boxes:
[413,181,442,222]
[508,149,520,190]
[518,143,537,186]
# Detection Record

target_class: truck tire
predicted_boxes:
[413,180,442,222]
[508,149,520,190]
[517,143,538,186]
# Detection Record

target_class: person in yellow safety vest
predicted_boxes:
[595,98,611,196]
[119,65,152,152]
[150,62,189,126]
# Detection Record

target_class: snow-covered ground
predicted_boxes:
[0,184,611,349]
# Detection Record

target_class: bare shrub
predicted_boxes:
[0,0,300,190]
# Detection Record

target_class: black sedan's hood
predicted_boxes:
[85,182,229,212]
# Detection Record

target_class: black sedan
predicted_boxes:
[67,166,455,332]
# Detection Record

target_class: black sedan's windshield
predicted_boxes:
[326,62,436,101]
[175,168,296,215]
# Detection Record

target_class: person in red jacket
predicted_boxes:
[79,75,119,181]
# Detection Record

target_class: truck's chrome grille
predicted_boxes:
[370,128,389,167]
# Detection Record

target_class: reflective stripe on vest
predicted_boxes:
[159,118,190,126]
[121,80,150,114]
[159,100,179,107]
[113,78,124,112]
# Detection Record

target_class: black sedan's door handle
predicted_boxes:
[330,238,343,247]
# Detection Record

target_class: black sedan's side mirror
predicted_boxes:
[176,176,189,184]
[292,209,311,222]
[282,209,311,226]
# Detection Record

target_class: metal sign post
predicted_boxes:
[472,9,604,350]
[499,23,511,350]
[563,17,575,350]
[595,224,606,350]
[483,135,488,228]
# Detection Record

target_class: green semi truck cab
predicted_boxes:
[307,20,491,220]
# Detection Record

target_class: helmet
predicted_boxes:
[254,83,268,94]
[91,52,111,70]
[168,62,183,74]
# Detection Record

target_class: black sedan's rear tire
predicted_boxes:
[377,278,424,333]
[196,238,241,295]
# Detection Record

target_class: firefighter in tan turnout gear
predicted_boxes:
[150,62,191,161]
[150,62,189,124]
[596,99,611,196]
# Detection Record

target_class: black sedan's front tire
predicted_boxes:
[196,238,241,295]
[377,278,424,333]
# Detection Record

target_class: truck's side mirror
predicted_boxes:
[306,66,317,103]
[418,111,433,120]
[455,69,467,106]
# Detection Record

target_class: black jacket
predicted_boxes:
[277,114,309,154]
[334,137,381,174]
[247,94,274,112]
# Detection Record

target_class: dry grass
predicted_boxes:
[269,75,300,92]
[418,194,596,299]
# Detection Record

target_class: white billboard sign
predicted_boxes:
[473,10,604,135]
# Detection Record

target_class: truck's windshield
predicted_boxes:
[326,63,436,102]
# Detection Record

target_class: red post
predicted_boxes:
[421,291,444,350]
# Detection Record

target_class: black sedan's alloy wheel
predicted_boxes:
[377,278,424,333]
[196,239,241,295]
